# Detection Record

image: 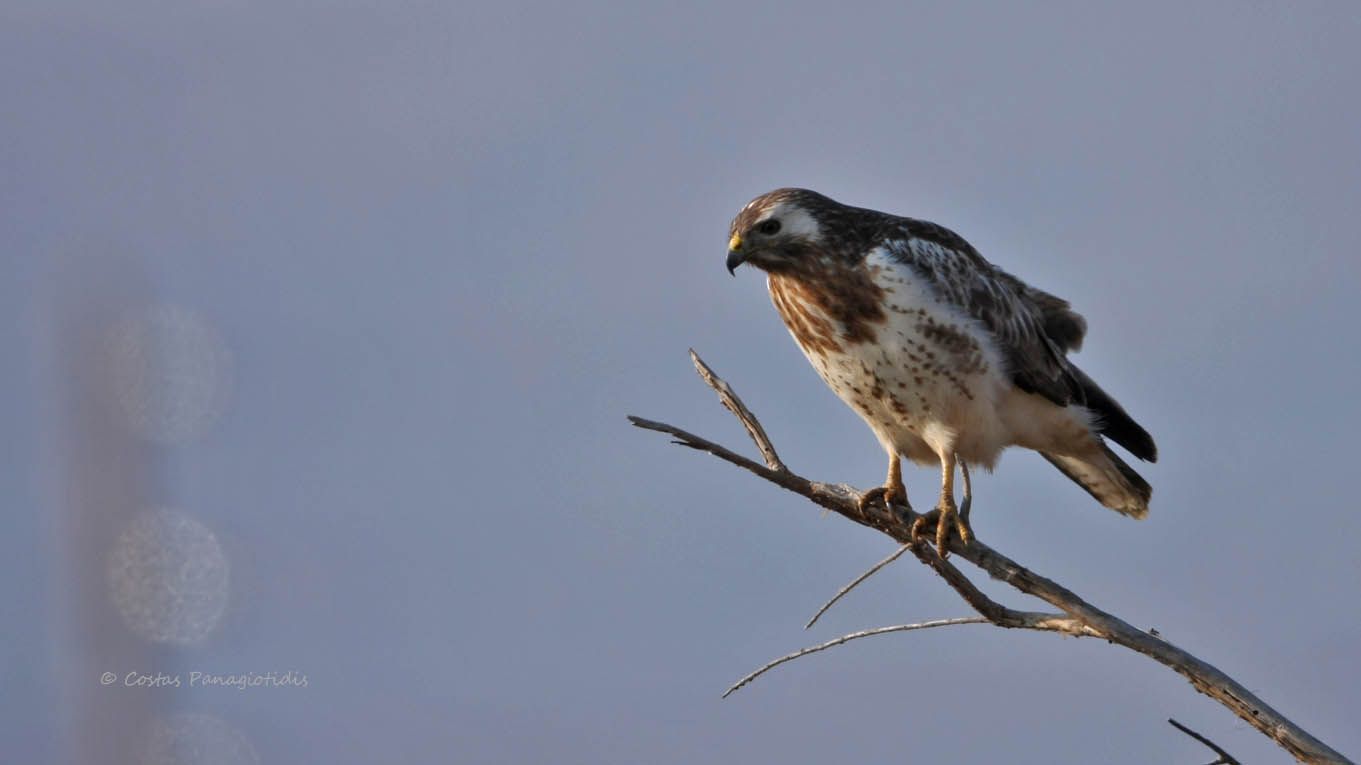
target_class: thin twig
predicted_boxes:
[1169,718,1241,765]
[690,349,787,472]
[628,352,1354,764]
[806,544,913,629]
[723,618,988,698]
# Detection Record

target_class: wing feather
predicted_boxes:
[882,221,1083,408]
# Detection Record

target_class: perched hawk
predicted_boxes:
[726,188,1156,556]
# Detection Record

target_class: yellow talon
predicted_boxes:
[859,453,907,514]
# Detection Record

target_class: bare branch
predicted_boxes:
[1169,718,1241,765]
[723,618,988,698]
[629,353,1355,765]
[806,544,913,629]
[689,349,787,472]
[734,608,1088,700]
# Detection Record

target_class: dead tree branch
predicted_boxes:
[628,350,1353,765]
[805,543,912,629]
[723,618,988,698]
[1169,718,1242,765]
[688,349,787,472]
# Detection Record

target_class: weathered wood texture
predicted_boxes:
[629,350,1352,765]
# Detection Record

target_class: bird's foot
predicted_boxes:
[911,497,974,558]
[858,482,908,515]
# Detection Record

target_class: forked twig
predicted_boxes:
[723,618,988,698]
[628,351,1353,764]
[689,348,786,472]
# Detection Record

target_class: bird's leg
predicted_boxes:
[858,453,908,514]
[958,457,972,525]
[911,453,974,558]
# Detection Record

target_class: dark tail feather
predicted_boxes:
[1070,366,1157,462]
[1043,443,1151,518]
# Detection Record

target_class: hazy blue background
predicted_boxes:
[3,2,1359,762]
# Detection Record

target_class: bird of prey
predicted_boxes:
[725,188,1156,556]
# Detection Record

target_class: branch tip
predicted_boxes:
[806,543,913,629]
[724,618,988,699]
[631,349,1353,764]
[688,350,787,472]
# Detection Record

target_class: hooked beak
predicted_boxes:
[726,233,746,276]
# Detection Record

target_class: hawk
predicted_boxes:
[725,188,1156,556]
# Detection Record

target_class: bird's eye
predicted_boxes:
[757,219,782,235]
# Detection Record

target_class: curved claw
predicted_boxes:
[954,508,974,548]
[859,453,907,515]
[857,483,906,514]
[857,486,885,513]
[910,509,938,552]
[911,500,975,559]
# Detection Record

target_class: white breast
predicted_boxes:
[771,248,1014,467]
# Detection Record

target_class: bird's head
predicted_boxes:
[726,188,835,275]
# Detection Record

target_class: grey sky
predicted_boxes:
[3,1,1359,762]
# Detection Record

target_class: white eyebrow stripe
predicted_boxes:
[759,202,820,239]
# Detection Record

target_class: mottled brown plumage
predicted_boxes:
[726,188,1157,555]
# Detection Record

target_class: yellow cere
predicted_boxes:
[728,233,743,251]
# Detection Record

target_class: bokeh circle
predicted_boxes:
[108,508,230,646]
[103,304,233,444]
